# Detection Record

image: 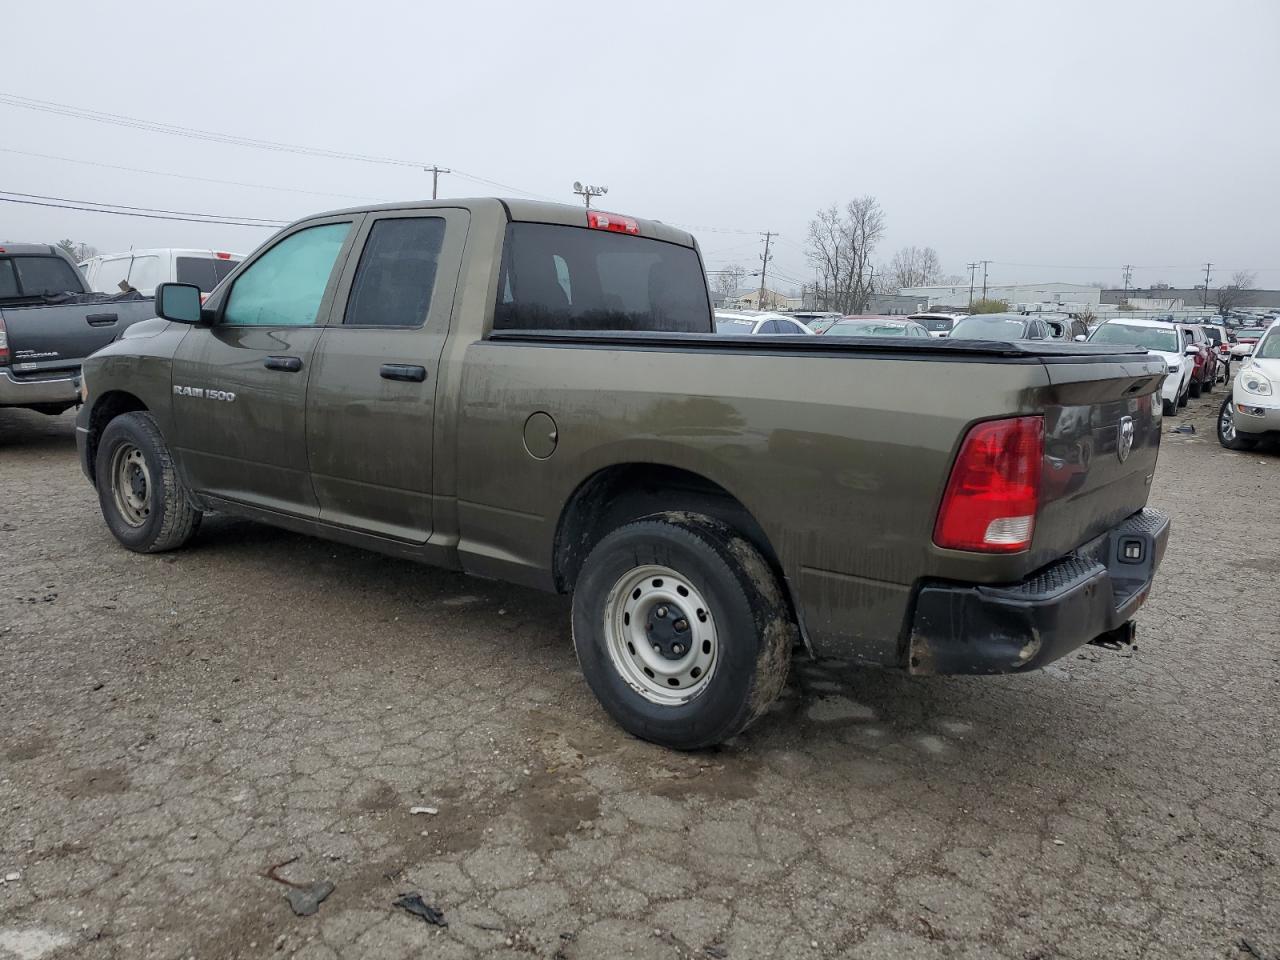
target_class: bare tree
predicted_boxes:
[1214,270,1257,315]
[56,239,98,262]
[712,263,747,298]
[804,197,885,314]
[886,245,943,292]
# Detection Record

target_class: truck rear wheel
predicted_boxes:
[571,513,793,750]
[95,411,202,553]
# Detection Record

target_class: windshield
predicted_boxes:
[1257,332,1280,359]
[715,317,756,334]
[1088,323,1179,352]
[1238,327,1268,339]
[950,316,1028,340]
[827,320,911,337]
[911,316,954,332]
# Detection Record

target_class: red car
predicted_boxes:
[1201,325,1236,381]
[1177,323,1218,398]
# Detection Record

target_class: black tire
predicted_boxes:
[1178,385,1189,408]
[1189,377,1202,399]
[95,411,202,553]
[571,512,794,750]
[1203,370,1215,394]
[1162,398,1177,417]
[1217,395,1258,451]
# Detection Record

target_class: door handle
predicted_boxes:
[86,313,118,327]
[264,355,303,372]
[380,363,427,383]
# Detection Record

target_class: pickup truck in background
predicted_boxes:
[75,199,1171,749]
[1,243,157,415]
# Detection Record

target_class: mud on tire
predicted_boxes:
[95,411,202,553]
[571,512,794,750]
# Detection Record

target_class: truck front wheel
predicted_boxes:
[571,513,793,750]
[95,411,202,553]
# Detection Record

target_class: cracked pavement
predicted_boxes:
[1,399,1277,959]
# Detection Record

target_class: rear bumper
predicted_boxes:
[908,508,1170,675]
[0,368,79,408]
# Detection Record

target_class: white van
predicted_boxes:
[79,249,243,297]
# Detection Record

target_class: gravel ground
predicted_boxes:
[1,396,1277,960]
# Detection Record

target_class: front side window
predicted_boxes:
[224,223,350,326]
[494,223,711,333]
[344,217,445,327]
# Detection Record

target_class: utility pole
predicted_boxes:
[967,262,978,309]
[980,260,991,301]
[572,181,608,208]
[425,165,451,200]
[1122,264,1133,302]
[1202,262,1213,307]
[757,232,775,311]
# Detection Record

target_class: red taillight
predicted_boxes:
[215,251,232,260]
[934,416,1044,553]
[587,210,640,235]
[0,316,8,366]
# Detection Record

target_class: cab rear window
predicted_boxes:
[494,223,711,333]
[2,256,82,298]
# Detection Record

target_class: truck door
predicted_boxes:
[304,208,469,542]
[169,216,361,518]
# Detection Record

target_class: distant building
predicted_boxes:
[858,293,927,316]
[1101,288,1280,309]
[899,281,1102,310]
[732,287,791,311]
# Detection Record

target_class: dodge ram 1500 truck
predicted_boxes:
[1,243,156,414]
[76,199,1171,749]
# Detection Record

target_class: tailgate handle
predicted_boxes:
[380,363,427,383]
[86,313,118,327]
[263,355,303,372]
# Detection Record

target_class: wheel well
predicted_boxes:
[553,464,785,596]
[85,391,148,485]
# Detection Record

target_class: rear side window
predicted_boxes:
[9,256,82,297]
[224,223,350,326]
[126,256,162,293]
[0,260,17,298]
[344,217,445,327]
[92,257,133,294]
[176,256,240,292]
[494,223,711,333]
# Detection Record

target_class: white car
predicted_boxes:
[714,311,816,336]
[908,312,966,338]
[1087,319,1194,417]
[1218,323,1280,450]
[79,248,243,297]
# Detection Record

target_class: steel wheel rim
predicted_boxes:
[111,443,152,527]
[1220,402,1236,442]
[603,564,718,706]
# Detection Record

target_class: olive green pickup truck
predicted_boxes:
[76,199,1170,748]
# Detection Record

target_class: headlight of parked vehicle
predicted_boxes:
[1240,371,1272,395]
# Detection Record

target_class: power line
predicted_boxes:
[0,193,283,228]
[0,190,284,224]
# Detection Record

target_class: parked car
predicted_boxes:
[790,311,844,334]
[1231,325,1271,359]
[823,317,931,338]
[714,311,815,336]
[1,242,157,415]
[1045,316,1090,341]
[1218,323,1280,450]
[80,248,243,298]
[75,198,1170,749]
[1177,323,1217,398]
[1201,324,1235,380]
[1087,318,1194,417]
[949,313,1051,342]
[907,312,966,338]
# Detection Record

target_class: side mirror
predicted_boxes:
[155,282,206,325]
[1184,344,1200,356]
[1073,334,1088,342]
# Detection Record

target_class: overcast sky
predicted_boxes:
[4,0,1277,291]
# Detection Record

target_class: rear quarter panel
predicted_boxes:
[453,341,1056,664]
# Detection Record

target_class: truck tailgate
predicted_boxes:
[1031,355,1165,568]
[0,299,156,376]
